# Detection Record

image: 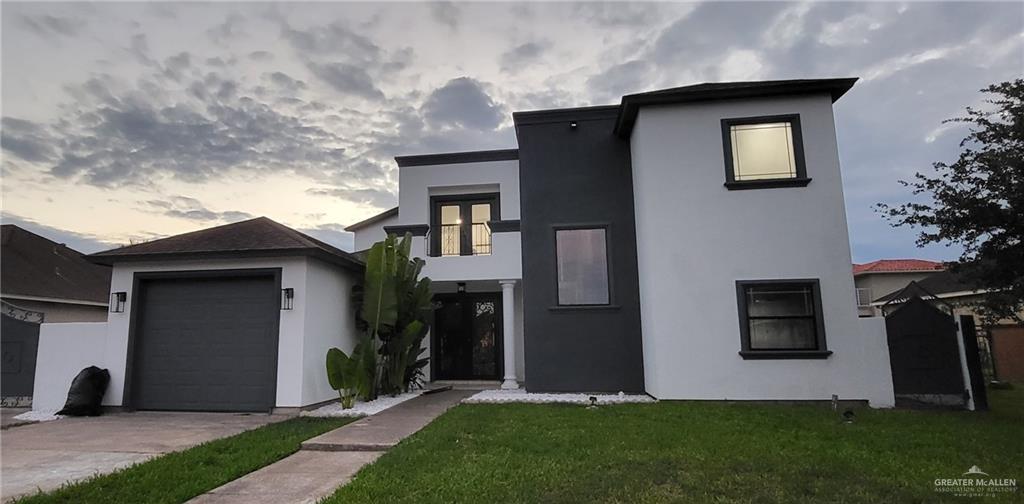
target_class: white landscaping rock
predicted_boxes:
[463,389,655,405]
[301,391,423,418]
[13,409,64,422]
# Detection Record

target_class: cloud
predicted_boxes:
[207,13,245,44]
[586,60,654,102]
[307,62,385,100]
[248,50,273,61]
[20,14,83,37]
[421,77,505,130]
[0,213,115,254]
[1,118,58,163]
[144,196,254,223]
[430,2,460,30]
[571,2,666,28]
[500,41,550,73]
[306,186,396,209]
[299,223,354,252]
[265,71,307,93]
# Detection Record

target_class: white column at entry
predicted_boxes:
[499,280,519,389]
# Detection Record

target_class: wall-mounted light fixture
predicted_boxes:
[457,282,466,294]
[281,288,294,310]
[110,292,126,313]
[569,121,578,129]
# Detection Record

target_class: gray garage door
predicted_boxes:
[131,273,279,412]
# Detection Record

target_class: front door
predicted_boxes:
[433,293,502,380]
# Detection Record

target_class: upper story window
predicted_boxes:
[555,227,610,306]
[721,114,811,190]
[735,279,831,359]
[430,193,498,257]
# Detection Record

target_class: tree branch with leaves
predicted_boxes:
[878,79,1024,325]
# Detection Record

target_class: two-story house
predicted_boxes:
[349,78,895,406]
[28,78,896,414]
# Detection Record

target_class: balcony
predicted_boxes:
[412,222,521,282]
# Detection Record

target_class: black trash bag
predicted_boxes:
[57,366,110,417]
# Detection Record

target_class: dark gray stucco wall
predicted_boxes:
[514,108,645,393]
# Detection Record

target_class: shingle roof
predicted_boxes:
[88,217,363,271]
[1,225,112,304]
[852,259,945,275]
[344,207,398,232]
[873,270,980,304]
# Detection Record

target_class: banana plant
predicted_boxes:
[325,334,376,408]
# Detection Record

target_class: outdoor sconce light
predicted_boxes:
[110,292,126,313]
[569,121,578,129]
[457,282,466,294]
[281,288,294,310]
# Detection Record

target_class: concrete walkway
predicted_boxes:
[190,390,472,504]
[1,411,287,502]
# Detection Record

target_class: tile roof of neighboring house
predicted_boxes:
[1,224,112,305]
[852,259,945,276]
[873,270,981,304]
[344,207,398,232]
[88,217,363,271]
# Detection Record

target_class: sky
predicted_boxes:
[1,1,1021,262]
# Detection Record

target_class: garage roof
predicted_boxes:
[88,217,363,271]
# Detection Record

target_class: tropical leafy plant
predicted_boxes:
[325,334,376,408]
[326,232,433,405]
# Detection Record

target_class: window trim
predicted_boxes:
[721,114,811,190]
[735,279,831,360]
[551,223,613,308]
[429,192,500,257]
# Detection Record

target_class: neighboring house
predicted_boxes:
[350,78,895,406]
[852,259,945,317]
[1,224,112,405]
[31,217,364,413]
[1,224,111,322]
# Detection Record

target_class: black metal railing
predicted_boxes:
[435,223,492,256]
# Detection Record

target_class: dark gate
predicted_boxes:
[885,296,965,407]
[1,303,43,403]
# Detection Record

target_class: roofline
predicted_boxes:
[614,78,859,138]
[871,289,994,306]
[86,248,364,272]
[394,149,518,167]
[345,207,398,232]
[1,293,108,307]
[853,268,945,277]
[512,105,620,125]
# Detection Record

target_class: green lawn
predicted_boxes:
[326,388,1023,503]
[15,416,352,504]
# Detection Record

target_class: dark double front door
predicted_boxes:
[433,293,502,380]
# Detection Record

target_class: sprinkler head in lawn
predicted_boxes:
[587,396,598,409]
[842,410,856,424]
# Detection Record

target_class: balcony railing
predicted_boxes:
[434,223,492,257]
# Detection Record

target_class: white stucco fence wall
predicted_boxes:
[32,322,109,411]
[630,94,896,407]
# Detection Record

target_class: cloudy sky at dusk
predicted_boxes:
[2,1,1021,261]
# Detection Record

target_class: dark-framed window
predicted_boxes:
[735,279,831,359]
[429,193,499,257]
[721,114,810,190]
[554,225,611,306]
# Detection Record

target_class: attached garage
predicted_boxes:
[129,271,281,412]
[30,217,367,414]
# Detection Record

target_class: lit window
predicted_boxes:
[430,194,497,257]
[555,228,609,305]
[722,115,808,189]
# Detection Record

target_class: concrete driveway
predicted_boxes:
[1,411,289,501]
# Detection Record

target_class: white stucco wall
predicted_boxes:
[352,212,398,252]
[32,256,359,410]
[301,257,360,406]
[630,94,895,407]
[32,322,108,411]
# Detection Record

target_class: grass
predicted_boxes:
[326,387,1023,503]
[14,416,353,504]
